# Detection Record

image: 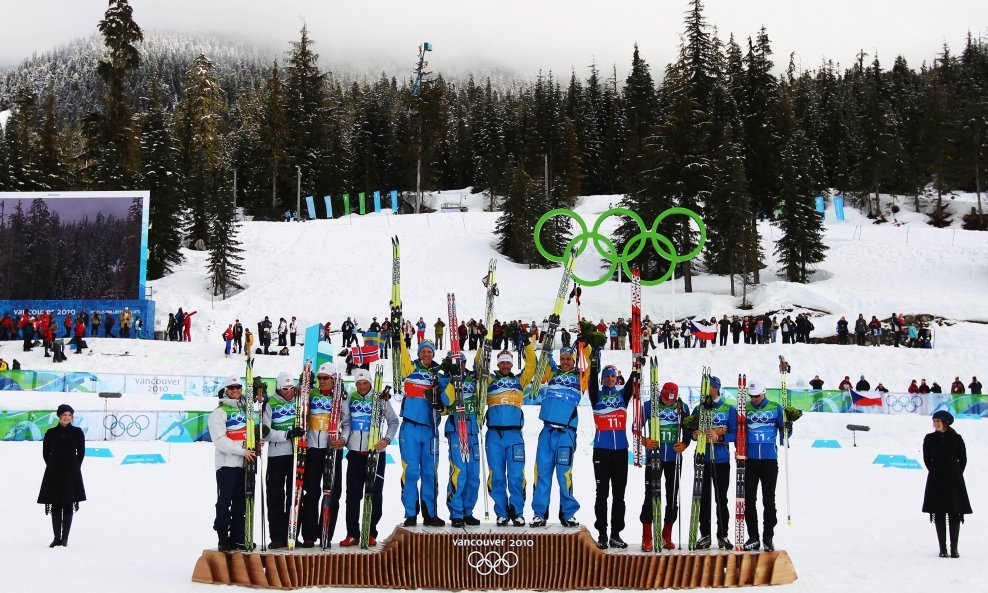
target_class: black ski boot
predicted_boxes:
[694,535,711,550]
[50,510,63,548]
[609,534,628,549]
[423,515,446,528]
[403,517,417,527]
[763,535,775,552]
[717,537,733,550]
[451,518,465,528]
[935,514,948,557]
[464,516,481,526]
[560,517,580,528]
[60,512,72,547]
[217,531,232,552]
[949,514,960,558]
[511,517,526,527]
[596,533,608,550]
[530,516,547,528]
[496,517,510,527]
[742,537,760,551]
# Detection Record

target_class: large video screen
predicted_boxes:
[0,191,150,300]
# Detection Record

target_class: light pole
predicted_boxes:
[296,165,301,221]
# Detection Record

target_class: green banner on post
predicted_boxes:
[343,193,350,214]
[359,192,366,215]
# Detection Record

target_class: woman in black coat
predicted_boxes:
[922,410,972,558]
[38,404,86,547]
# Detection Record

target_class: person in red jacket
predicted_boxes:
[63,314,72,338]
[183,310,197,341]
[908,379,919,394]
[838,376,852,391]
[950,377,965,395]
[71,321,87,355]
[222,325,233,357]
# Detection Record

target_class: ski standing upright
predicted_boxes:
[243,356,258,551]
[360,365,386,548]
[779,355,792,526]
[447,293,471,463]
[735,374,748,551]
[320,372,345,550]
[630,266,644,467]
[474,259,498,521]
[287,360,313,549]
[688,367,713,550]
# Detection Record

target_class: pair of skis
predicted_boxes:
[243,357,258,551]
[647,356,662,552]
[360,365,386,548]
[474,260,498,521]
[735,374,748,551]
[526,250,577,397]
[286,361,312,549]
[319,374,345,550]
[688,367,713,551]
[630,266,644,467]
[447,293,471,463]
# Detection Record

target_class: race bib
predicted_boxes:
[593,409,627,431]
[309,414,329,431]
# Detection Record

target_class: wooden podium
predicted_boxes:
[192,526,797,590]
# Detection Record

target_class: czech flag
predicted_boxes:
[688,319,717,341]
[850,390,882,407]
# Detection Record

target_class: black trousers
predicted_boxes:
[744,459,778,540]
[214,466,246,544]
[699,461,731,539]
[290,332,297,346]
[266,454,293,544]
[640,460,680,525]
[344,450,387,539]
[719,332,727,346]
[592,449,628,537]
[732,332,740,344]
[50,502,75,543]
[300,448,344,543]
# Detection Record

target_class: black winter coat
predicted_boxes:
[922,430,972,516]
[37,424,87,506]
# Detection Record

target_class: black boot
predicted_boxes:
[948,514,960,558]
[935,514,948,558]
[60,510,73,547]
[50,509,63,548]
[217,530,232,552]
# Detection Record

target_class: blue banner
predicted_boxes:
[815,196,825,214]
[391,190,399,213]
[834,195,846,221]
[374,190,381,213]
[0,299,155,334]
[305,195,316,219]
[324,195,333,219]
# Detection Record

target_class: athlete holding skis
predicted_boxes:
[587,354,638,549]
[640,382,691,551]
[261,372,306,549]
[339,369,398,547]
[208,375,256,551]
[741,378,790,552]
[299,364,350,547]
[688,376,737,550]
[397,339,445,527]
[439,351,483,527]
[485,344,537,526]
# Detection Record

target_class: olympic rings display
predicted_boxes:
[103,413,151,438]
[533,207,706,287]
[467,550,519,576]
[885,394,923,413]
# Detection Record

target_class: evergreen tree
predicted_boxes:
[620,44,658,185]
[207,188,245,298]
[284,24,329,216]
[774,127,829,283]
[139,82,184,279]
[495,162,545,265]
[36,92,70,190]
[89,0,143,189]
[887,56,928,211]
[257,61,290,217]
[174,53,226,249]
[956,34,988,216]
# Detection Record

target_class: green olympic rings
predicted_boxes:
[533,206,707,287]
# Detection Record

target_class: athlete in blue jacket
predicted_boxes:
[689,376,737,550]
[640,382,691,551]
[530,345,590,527]
[587,353,637,549]
[438,351,482,527]
[485,344,537,526]
[398,339,444,526]
[742,378,790,552]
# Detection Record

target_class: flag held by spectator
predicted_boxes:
[850,390,882,407]
[688,319,717,341]
[363,331,381,347]
[351,344,380,365]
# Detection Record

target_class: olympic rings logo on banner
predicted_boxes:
[103,414,151,438]
[885,395,923,413]
[533,207,707,287]
[467,551,519,576]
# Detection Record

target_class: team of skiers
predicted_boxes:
[211,333,794,553]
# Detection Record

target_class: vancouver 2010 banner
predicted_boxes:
[0,191,150,301]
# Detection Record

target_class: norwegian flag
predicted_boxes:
[350,344,380,365]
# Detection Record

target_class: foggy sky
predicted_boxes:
[2,0,986,77]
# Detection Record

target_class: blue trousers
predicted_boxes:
[399,420,439,518]
[214,466,246,544]
[532,424,579,521]
[446,432,481,519]
[486,428,526,519]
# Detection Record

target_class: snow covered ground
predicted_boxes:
[0,411,983,593]
[0,194,985,592]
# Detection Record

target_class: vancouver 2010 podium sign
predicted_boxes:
[192,526,797,590]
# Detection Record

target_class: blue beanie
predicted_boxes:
[932,410,954,426]
[418,340,436,356]
[602,366,618,378]
[709,376,721,390]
